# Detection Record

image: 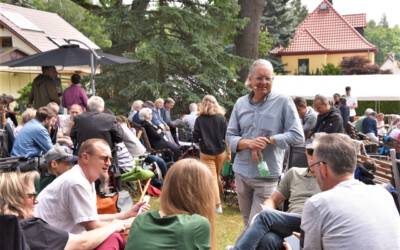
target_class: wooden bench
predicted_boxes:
[358,150,400,211]
[357,154,393,184]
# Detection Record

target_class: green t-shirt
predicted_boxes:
[354,116,365,132]
[126,211,210,250]
[277,167,320,214]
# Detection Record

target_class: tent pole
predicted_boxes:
[65,39,101,96]
[90,53,95,96]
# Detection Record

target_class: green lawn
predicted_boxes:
[145,197,244,250]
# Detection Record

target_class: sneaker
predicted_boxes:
[216,205,223,214]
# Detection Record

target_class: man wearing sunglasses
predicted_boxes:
[301,134,400,250]
[35,139,148,235]
[230,137,320,250]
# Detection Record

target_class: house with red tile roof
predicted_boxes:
[270,0,376,75]
[0,3,99,96]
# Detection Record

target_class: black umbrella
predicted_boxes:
[1,44,136,95]
[1,44,135,67]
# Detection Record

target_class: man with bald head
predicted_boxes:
[311,95,344,135]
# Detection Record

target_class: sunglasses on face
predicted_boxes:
[86,153,113,163]
[306,148,314,156]
[95,155,113,163]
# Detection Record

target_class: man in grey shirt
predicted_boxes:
[301,134,400,250]
[226,59,304,226]
[293,97,317,139]
[289,97,318,168]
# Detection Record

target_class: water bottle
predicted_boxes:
[257,151,270,177]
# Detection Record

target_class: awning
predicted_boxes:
[274,75,400,101]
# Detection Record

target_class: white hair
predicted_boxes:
[189,103,198,112]
[364,108,374,116]
[245,59,274,88]
[87,96,105,112]
[139,107,152,121]
[132,100,143,111]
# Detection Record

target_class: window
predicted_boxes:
[0,37,12,48]
[298,59,309,75]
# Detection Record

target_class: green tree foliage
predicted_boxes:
[365,18,400,65]
[261,0,307,47]
[289,0,308,28]
[85,1,247,114]
[379,14,389,28]
[16,82,32,111]
[320,63,342,75]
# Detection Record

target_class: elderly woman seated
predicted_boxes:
[138,108,181,161]
[0,170,127,250]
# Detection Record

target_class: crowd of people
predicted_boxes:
[0,60,400,250]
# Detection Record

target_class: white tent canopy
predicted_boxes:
[274,75,400,101]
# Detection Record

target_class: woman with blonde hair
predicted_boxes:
[193,94,229,213]
[126,158,216,250]
[0,170,127,250]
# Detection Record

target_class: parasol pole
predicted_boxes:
[65,39,101,96]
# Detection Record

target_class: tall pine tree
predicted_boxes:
[262,0,307,47]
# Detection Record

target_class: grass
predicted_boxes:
[143,197,244,250]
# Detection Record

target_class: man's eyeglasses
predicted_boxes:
[309,161,325,168]
[256,76,274,82]
[26,192,38,204]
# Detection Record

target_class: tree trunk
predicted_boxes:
[235,0,265,82]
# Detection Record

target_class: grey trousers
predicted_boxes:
[235,173,278,227]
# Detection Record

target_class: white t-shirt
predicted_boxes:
[301,179,400,250]
[346,96,358,117]
[35,165,98,233]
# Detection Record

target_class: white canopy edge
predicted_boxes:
[274,75,400,101]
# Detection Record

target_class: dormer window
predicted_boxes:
[319,2,328,12]
[0,37,12,48]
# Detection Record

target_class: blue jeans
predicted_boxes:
[234,208,301,250]
[144,155,168,177]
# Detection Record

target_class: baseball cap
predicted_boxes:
[45,145,78,164]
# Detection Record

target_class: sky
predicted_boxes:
[302,0,400,27]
